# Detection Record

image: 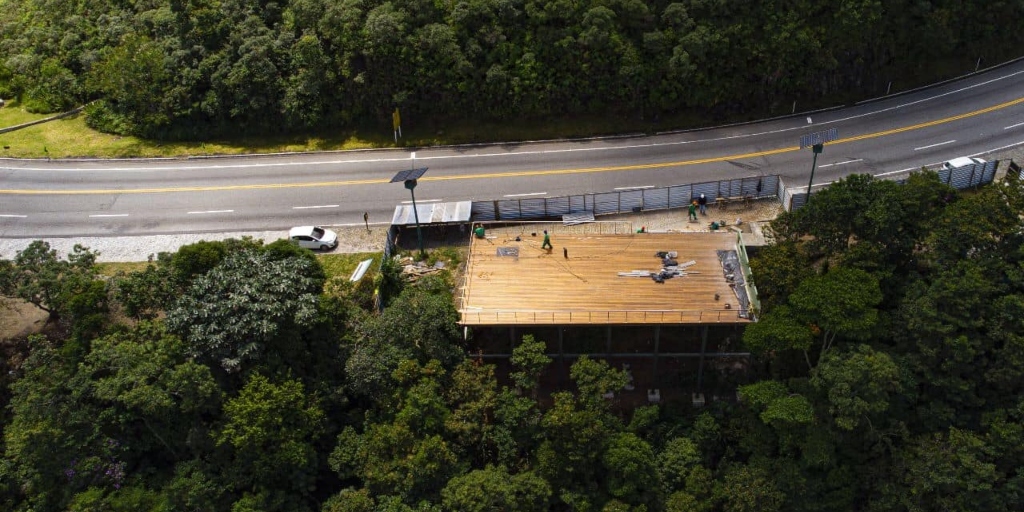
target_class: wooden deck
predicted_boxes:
[459,232,753,325]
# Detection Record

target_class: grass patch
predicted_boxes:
[0,101,724,159]
[318,253,378,281]
[92,254,380,281]
[423,246,465,268]
[94,261,153,277]
[0,112,393,159]
[0,99,51,127]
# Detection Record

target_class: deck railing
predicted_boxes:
[460,308,751,324]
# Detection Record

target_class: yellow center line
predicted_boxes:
[3,96,1023,196]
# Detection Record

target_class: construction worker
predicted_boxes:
[541,230,553,250]
[689,201,698,221]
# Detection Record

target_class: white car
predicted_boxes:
[942,156,986,171]
[289,226,339,250]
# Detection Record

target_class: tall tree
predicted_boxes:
[509,334,551,398]
[881,428,1013,512]
[216,374,324,505]
[440,465,551,512]
[165,248,324,373]
[81,322,221,462]
[811,344,902,431]
[0,241,101,324]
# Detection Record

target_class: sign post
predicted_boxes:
[392,108,401,143]
[799,127,838,206]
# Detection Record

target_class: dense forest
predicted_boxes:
[1,170,1022,511]
[2,0,1024,139]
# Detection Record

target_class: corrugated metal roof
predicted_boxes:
[391,201,473,226]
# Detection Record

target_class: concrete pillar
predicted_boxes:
[558,327,565,387]
[697,326,709,391]
[606,326,612,358]
[653,325,661,384]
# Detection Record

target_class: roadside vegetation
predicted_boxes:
[1,170,1022,511]
[2,1,1023,158]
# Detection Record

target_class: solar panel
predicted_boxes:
[799,127,838,149]
[390,167,429,183]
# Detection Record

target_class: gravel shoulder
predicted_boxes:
[0,224,391,262]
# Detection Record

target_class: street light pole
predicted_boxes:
[806,143,823,205]
[390,167,430,260]
[405,178,425,258]
[798,128,838,208]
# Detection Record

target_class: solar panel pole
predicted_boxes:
[405,178,426,258]
[806,143,823,205]
[799,128,837,206]
[390,167,429,259]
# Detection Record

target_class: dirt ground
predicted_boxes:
[0,298,49,345]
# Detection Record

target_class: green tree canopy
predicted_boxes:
[165,248,325,373]
[216,374,325,502]
[0,241,101,323]
[440,465,551,512]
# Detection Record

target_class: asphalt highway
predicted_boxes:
[2,59,1023,238]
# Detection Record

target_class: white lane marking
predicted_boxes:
[504,192,547,197]
[89,214,129,217]
[1005,121,1024,130]
[818,159,863,168]
[614,185,654,190]
[400,199,441,204]
[0,214,28,218]
[187,210,234,214]
[914,140,956,151]
[875,140,1024,178]
[8,68,1024,173]
[875,168,917,177]
[293,205,339,209]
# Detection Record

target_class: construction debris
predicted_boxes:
[401,262,445,282]
[618,250,696,283]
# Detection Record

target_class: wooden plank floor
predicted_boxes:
[460,232,752,325]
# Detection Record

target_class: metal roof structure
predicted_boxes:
[391,200,473,226]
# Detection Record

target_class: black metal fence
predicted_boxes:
[780,161,1000,211]
[471,175,781,221]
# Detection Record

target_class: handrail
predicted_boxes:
[459,308,750,324]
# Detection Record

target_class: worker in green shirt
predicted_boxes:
[474,224,485,238]
[688,201,698,221]
[541,230,553,251]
